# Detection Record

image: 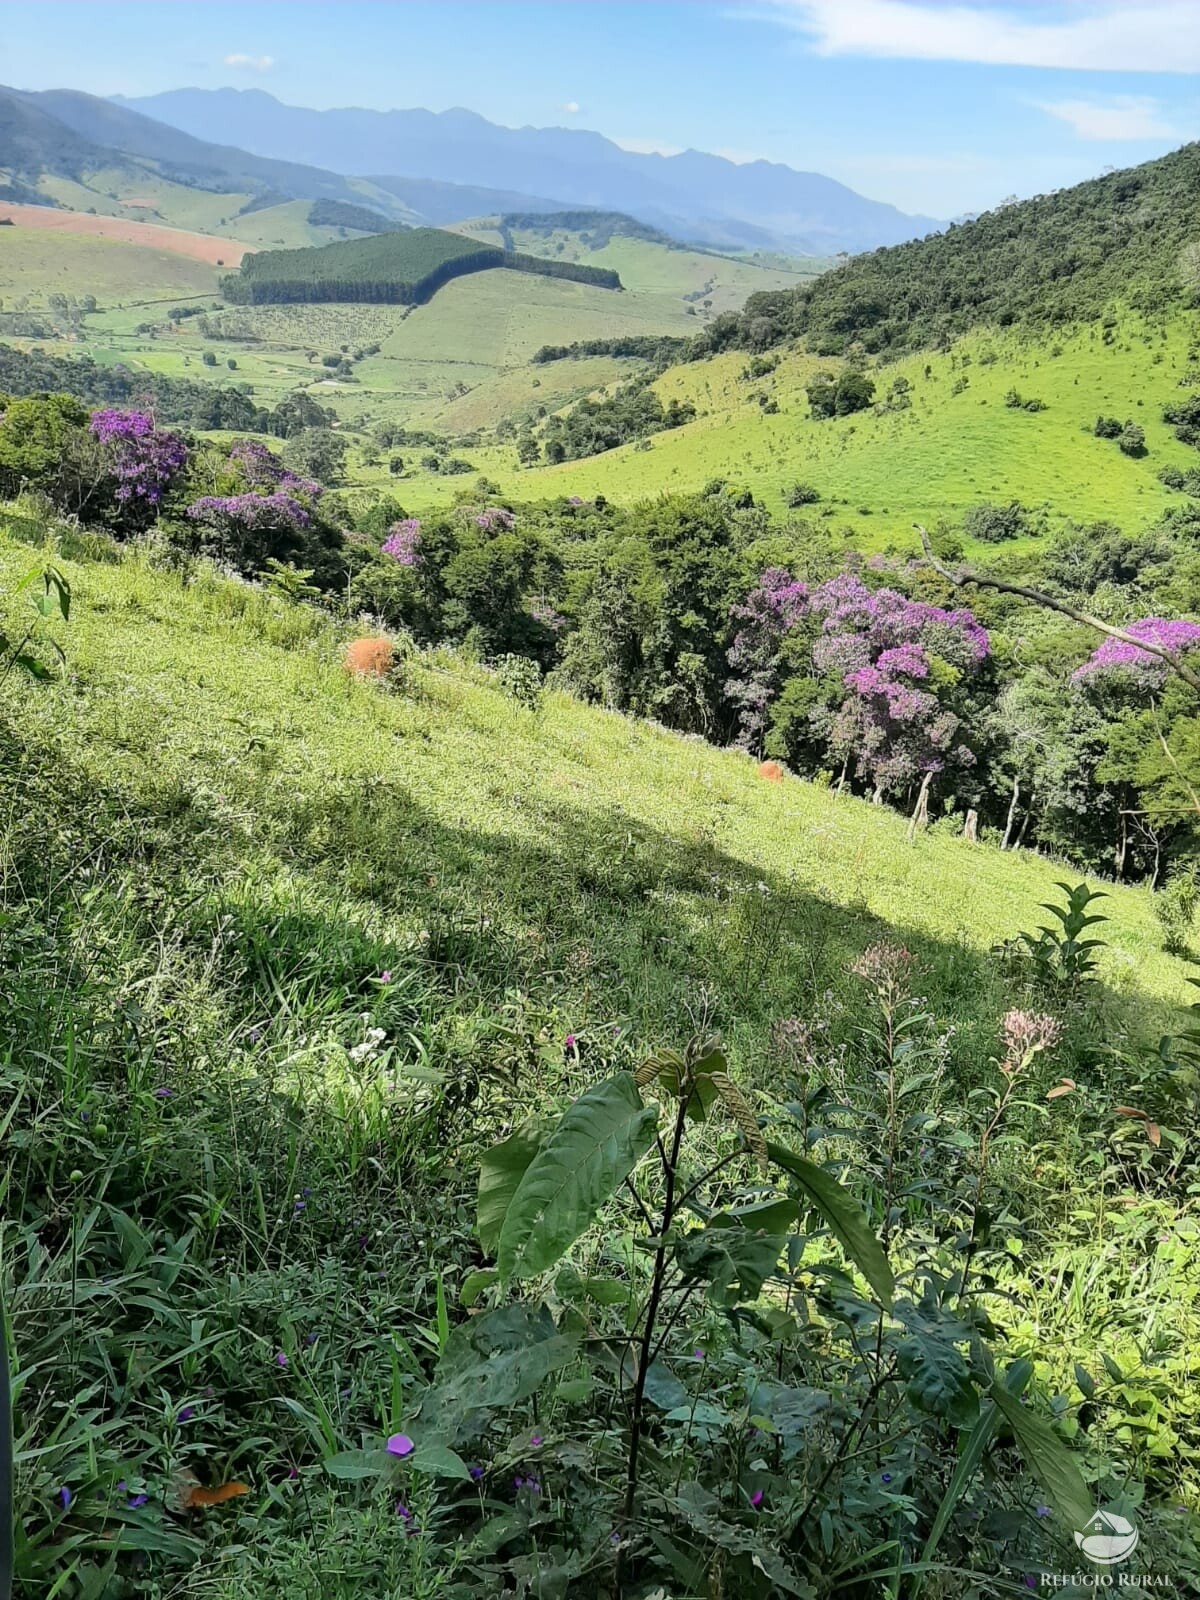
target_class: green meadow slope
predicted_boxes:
[0,511,1186,1032]
[390,310,1197,548]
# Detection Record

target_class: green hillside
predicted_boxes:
[378,309,1196,544]
[3,509,1198,1596]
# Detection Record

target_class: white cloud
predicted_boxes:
[1036,94,1180,140]
[223,52,274,72]
[757,1,1200,73]
[562,100,581,114]
[612,136,684,156]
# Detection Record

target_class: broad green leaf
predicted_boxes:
[1074,1363,1096,1400]
[767,1141,894,1309]
[897,1333,979,1426]
[675,1221,784,1307]
[477,1121,545,1254]
[990,1371,1091,1530]
[459,1267,498,1306]
[409,1441,472,1480]
[727,1196,802,1234]
[498,1074,658,1281]
[323,1448,393,1480]
[430,1305,580,1422]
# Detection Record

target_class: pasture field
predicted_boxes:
[391,311,1195,545]
[0,225,223,308]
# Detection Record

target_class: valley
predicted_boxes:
[1,40,1200,1600]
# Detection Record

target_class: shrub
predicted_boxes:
[1119,421,1147,456]
[1095,414,1124,438]
[962,499,1030,543]
[785,481,821,508]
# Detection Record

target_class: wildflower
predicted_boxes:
[513,1476,525,1490]
[305,1332,318,1346]
[1035,1505,1051,1518]
[530,1433,543,1447]
[395,1501,412,1522]
[1001,1010,1061,1072]
[469,1465,484,1481]
[274,1351,289,1369]
[380,970,392,983]
[288,1466,299,1481]
[564,1034,576,1049]
[881,1473,893,1483]
[153,1088,174,1099]
[852,943,913,996]
[58,1486,72,1510]
[1024,1579,1038,1591]
[693,1348,705,1360]
[178,1406,196,1422]
[750,1490,764,1509]
[386,1433,414,1458]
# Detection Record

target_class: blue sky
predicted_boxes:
[2,1,1197,215]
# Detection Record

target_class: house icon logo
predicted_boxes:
[1074,1509,1139,1565]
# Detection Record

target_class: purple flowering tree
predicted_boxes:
[725,567,809,753]
[727,568,990,802]
[1074,618,1200,688]
[229,439,323,500]
[89,409,188,526]
[810,574,989,801]
[475,507,516,534]
[186,492,313,573]
[381,518,422,567]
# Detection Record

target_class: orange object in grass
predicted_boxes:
[175,1472,250,1509]
[344,637,394,677]
[757,760,784,782]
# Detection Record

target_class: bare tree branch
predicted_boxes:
[913,523,1200,694]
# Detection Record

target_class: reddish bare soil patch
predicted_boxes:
[0,204,255,265]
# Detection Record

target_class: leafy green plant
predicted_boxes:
[1017,880,1109,991]
[0,565,69,684]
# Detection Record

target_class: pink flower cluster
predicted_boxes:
[187,493,310,530]
[475,506,516,533]
[381,518,422,566]
[1073,617,1200,685]
[229,439,323,500]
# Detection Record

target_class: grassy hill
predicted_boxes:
[2,506,1197,1596]
[375,308,1197,545]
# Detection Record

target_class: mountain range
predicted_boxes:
[113,87,942,254]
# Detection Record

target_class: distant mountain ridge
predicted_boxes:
[114,86,943,255]
[0,84,573,231]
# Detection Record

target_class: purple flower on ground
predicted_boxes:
[178,1406,195,1423]
[58,1486,72,1510]
[128,1493,149,1508]
[564,1034,576,1050]
[288,1466,299,1481]
[386,1433,414,1458]
[530,1433,543,1447]
[1035,1504,1051,1518]
[750,1490,764,1509]
[380,970,392,983]
[305,1332,318,1345]
[274,1351,288,1368]
[1024,1579,1038,1591]
[693,1348,705,1361]
[153,1088,173,1099]
[882,1473,892,1483]
[469,1465,484,1481]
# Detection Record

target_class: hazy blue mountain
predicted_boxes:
[3,86,571,228]
[115,87,943,253]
